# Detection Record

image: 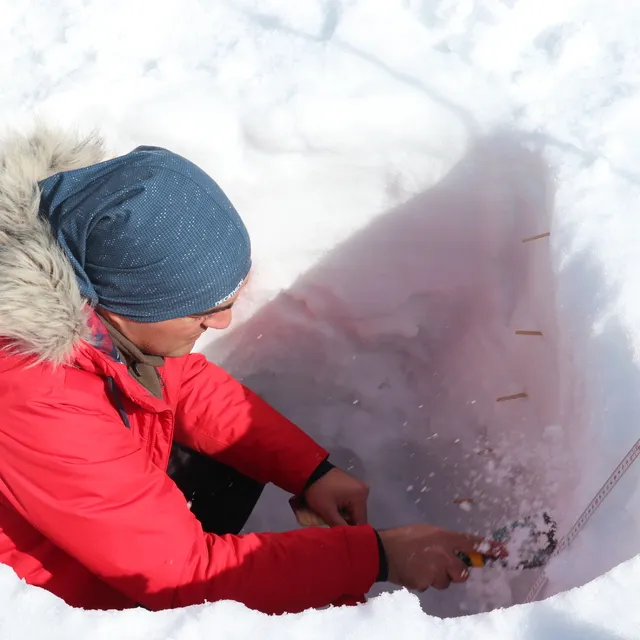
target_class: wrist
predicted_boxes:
[374,529,389,582]
[303,457,335,492]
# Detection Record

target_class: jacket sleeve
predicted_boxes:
[172,353,329,495]
[0,380,379,614]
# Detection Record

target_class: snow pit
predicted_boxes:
[204,134,632,616]
[205,135,579,616]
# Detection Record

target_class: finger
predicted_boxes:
[431,573,452,590]
[451,533,485,554]
[452,533,509,558]
[322,506,350,527]
[447,557,471,583]
[348,498,368,526]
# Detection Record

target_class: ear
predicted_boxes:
[95,307,130,333]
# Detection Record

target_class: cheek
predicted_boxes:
[157,321,200,345]
[184,320,205,339]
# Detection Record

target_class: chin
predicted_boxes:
[165,343,196,358]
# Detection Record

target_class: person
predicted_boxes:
[0,126,499,615]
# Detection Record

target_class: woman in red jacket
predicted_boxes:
[0,125,490,614]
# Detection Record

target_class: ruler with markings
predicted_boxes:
[524,438,640,602]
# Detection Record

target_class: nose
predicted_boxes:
[201,309,233,330]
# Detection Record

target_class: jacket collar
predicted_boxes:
[74,316,169,414]
[95,312,165,400]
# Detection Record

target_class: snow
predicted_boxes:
[2,0,640,637]
[1,558,640,639]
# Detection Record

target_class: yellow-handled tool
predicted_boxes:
[456,551,488,568]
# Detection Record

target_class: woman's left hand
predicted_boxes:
[303,468,370,526]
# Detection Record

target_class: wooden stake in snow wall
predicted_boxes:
[522,232,551,243]
[496,392,528,402]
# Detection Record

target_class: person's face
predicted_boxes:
[99,280,247,357]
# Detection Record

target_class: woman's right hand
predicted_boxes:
[377,524,506,590]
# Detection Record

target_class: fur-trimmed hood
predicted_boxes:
[0,125,107,364]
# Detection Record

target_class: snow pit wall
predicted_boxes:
[207,135,640,617]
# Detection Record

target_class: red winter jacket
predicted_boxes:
[0,341,379,613]
[0,126,379,614]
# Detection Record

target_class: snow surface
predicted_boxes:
[2,0,640,637]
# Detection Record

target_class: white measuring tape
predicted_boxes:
[524,437,640,603]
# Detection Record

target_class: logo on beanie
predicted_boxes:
[215,277,246,307]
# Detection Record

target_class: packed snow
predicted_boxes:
[2,0,640,637]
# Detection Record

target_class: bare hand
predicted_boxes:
[378,524,506,591]
[303,468,369,526]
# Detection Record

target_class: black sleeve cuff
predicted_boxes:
[374,530,389,582]
[303,457,336,491]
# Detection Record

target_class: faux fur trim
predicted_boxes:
[0,124,106,364]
